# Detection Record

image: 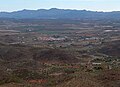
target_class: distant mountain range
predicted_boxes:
[0,8,120,20]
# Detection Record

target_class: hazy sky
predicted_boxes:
[0,0,119,12]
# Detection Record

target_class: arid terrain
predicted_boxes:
[0,19,119,87]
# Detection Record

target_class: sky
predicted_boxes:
[0,0,120,12]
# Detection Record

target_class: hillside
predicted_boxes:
[99,40,120,57]
[0,18,119,87]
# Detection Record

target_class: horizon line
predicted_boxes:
[0,8,120,13]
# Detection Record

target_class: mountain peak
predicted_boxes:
[49,8,59,10]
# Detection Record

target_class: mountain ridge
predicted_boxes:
[0,8,120,20]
